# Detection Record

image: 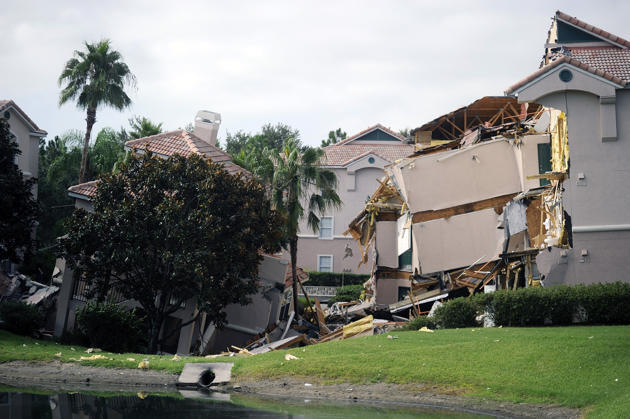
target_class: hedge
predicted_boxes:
[306,271,370,286]
[329,284,364,304]
[75,302,146,353]
[427,281,630,329]
[0,301,43,336]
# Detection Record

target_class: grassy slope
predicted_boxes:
[1,326,629,416]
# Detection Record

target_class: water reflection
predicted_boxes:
[0,389,492,418]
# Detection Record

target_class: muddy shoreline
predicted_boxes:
[0,361,580,418]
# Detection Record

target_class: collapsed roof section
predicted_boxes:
[347,104,571,312]
[410,96,542,147]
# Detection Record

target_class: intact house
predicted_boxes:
[294,124,414,274]
[0,100,47,272]
[54,111,291,354]
[346,10,630,316]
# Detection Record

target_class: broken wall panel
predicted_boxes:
[375,221,398,268]
[412,208,505,274]
[398,139,523,213]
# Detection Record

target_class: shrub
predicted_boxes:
[434,297,479,329]
[75,302,146,353]
[577,282,630,325]
[306,271,370,286]
[0,300,42,336]
[474,282,630,327]
[329,284,363,304]
[403,315,436,331]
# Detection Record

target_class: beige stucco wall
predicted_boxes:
[6,107,41,197]
[531,88,630,285]
[295,165,385,273]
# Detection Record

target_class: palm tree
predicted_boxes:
[128,115,163,139]
[58,39,136,183]
[259,138,341,315]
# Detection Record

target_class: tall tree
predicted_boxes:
[59,152,284,353]
[128,116,163,139]
[0,119,38,263]
[258,139,341,313]
[58,39,136,183]
[320,128,347,147]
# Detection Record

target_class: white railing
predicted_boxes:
[299,285,337,297]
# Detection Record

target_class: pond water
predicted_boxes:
[0,388,495,418]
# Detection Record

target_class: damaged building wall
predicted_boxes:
[375,221,398,268]
[412,208,506,274]
[532,90,630,285]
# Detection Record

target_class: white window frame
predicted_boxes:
[317,254,333,272]
[318,216,334,239]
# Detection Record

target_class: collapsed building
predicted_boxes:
[346,98,571,314]
[346,10,630,316]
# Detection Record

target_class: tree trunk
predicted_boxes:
[290,236,299,318]
[79,106,97,183]
[148,314,164,354]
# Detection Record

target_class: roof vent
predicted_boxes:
[193,110,221,146]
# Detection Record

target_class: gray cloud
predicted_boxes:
[2,0,628,145]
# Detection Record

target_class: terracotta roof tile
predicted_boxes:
[0,100,47,135]
[505,56,626,95]
[125,130,249,177]
[69,131,250,199]
[67,180,99,198]
[566,47,630,83]
[322,143,414,166]
[321,124,413,166]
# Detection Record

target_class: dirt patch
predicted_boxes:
[233,377,581,418]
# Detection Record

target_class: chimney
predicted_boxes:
[193,110,221,146]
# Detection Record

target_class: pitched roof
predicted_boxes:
[334,123,407,146]
[321,124,413,167]
[506,55,626,94]
[125,130,249,176]
[564,47,630,83]
[67,180,99,199]
[69,130,249,199]
[0,100,47,135]
[509,11,630,94]
[555,10,630,49]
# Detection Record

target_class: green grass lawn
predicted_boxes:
[1,326,629,417]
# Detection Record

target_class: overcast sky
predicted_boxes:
[2,0,629,147]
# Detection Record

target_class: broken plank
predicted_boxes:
[412,193,517,224]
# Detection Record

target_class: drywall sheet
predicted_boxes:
[398,139,522,213]
[412,208,505,274]
[375,221,397,268]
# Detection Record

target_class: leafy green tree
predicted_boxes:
[224,123,300,156]
[258,139,341,313]
[128,116,163,139]
[225,123,302,172]
[59,152,284,353]
[320,128,347,147]
[0,119,38,263]
[92,127,129,174]
[58,39,136,183]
